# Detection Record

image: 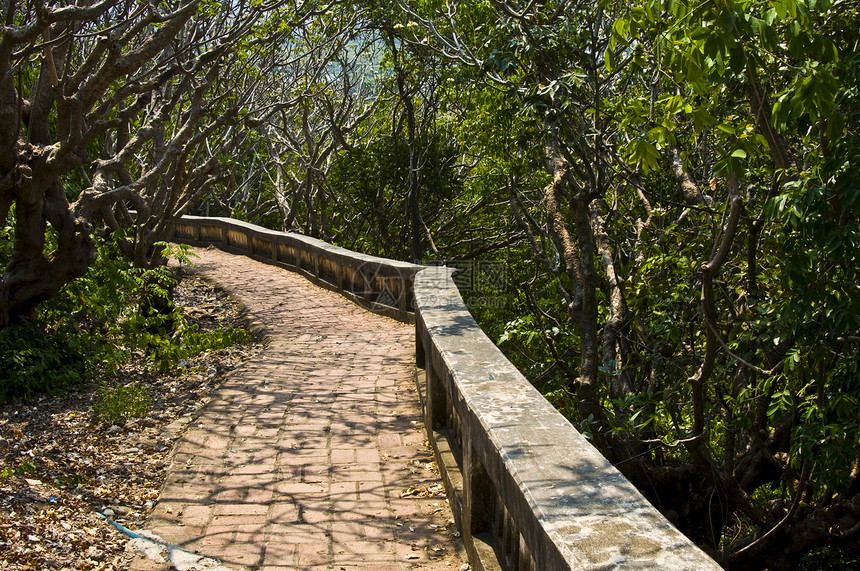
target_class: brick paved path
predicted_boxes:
[131,247,465,571]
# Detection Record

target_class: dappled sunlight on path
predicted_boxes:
[130,247,465,571]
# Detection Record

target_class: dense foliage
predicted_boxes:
[395,1,858,567]
[0,231,248,405]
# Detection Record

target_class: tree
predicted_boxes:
[271,11,379,237]
[404,0,860,566]
[2,0,179,323]
[0,0,314,325]
[197,3,384,237]
[610,0,860,566]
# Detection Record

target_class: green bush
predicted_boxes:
[0,318,86,402]
[0,229,250,403]
[91,380,151,426]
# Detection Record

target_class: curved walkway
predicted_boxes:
[131,246,466,571]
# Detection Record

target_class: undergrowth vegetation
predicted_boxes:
[0,230,249,408]
[91,380,151,426]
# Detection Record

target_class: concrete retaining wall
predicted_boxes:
[170,216,421,323]
[168,216,721,571]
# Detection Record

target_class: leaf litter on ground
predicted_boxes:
[0,270,263,571]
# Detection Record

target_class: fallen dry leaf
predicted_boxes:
[399,483,447,498]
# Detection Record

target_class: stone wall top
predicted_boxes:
[414,266,721,570]
[177,215,422,271]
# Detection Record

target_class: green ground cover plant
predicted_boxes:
[0,230,248,406]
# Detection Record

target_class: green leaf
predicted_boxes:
[717,123,736,135]
[691,108,719,128]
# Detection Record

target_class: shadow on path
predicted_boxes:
[130,247,466,571]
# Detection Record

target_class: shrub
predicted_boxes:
[0,228,249,403]
[0,317,86,403]
[91,380,150,426]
